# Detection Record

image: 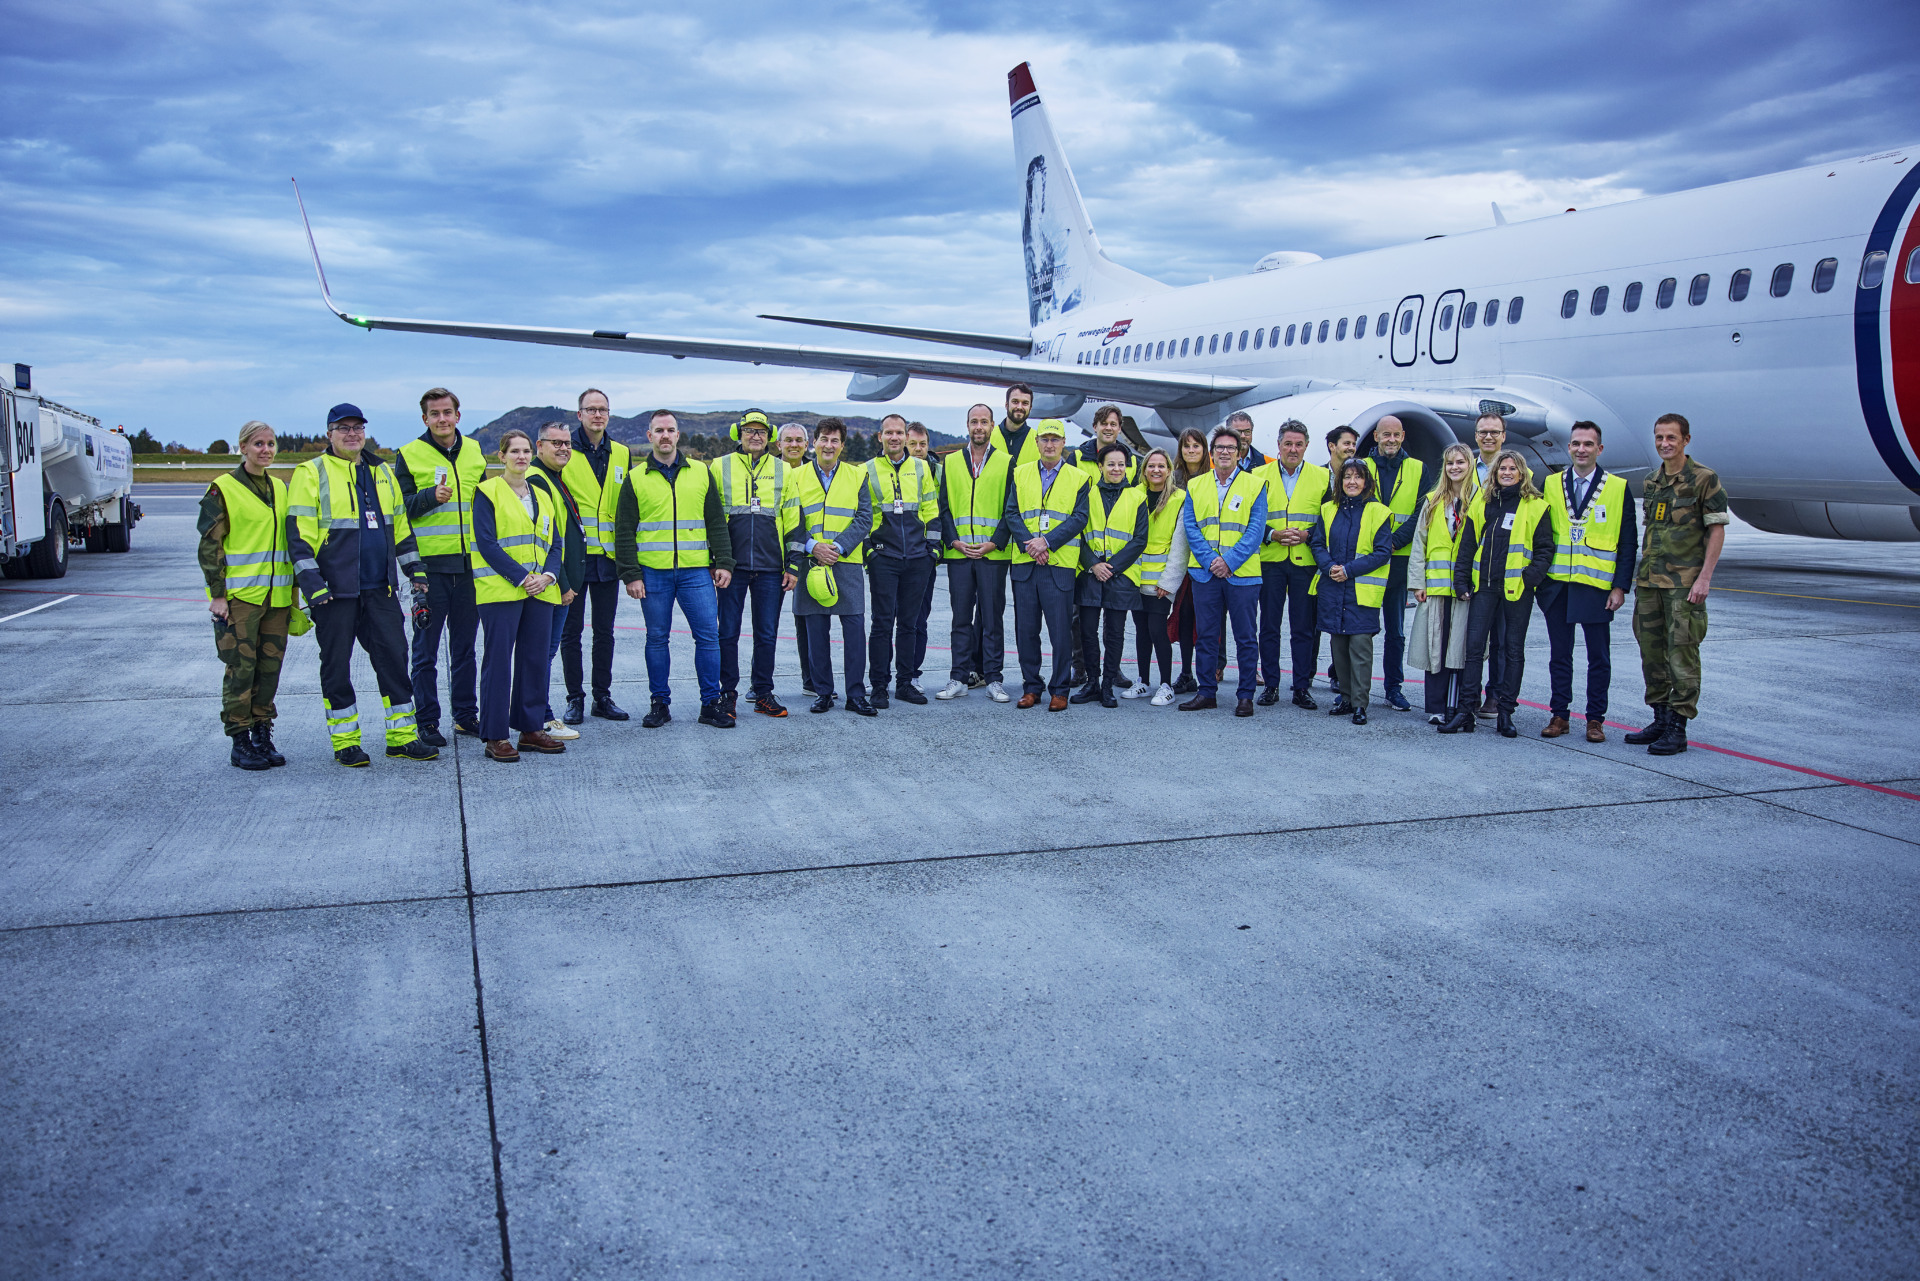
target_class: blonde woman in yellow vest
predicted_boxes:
[198,419,294,769]
[1309,461,1395,724]
[1408,444,1478,725]
[472,430,566,763]
[1177,425,1268,715]
[1537,420,1638,743]
[1123,449,1187,706]
[1442,450,1554,738]
[1072,443,1150,708]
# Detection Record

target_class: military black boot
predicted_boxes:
[251,722,286,767]
[1624,705,1669,746]
[230,732,270,771]
[1647,714,1689,756]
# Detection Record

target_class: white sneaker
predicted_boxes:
[1427,713,1443,725]
[545,718,581,740]
[910,677,924,694]
[935,680,969,700]
[986,681,1011,703]
[1119,682,1149,699]
[1150,683,1176,707]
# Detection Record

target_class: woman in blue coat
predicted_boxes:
[1309,461,1395,724]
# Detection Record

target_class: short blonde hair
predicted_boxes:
[237,420,275,449]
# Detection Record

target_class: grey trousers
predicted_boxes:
[1329,633,1376,708]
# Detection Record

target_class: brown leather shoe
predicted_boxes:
[1017,692,1041,709]
[517,729,566,754]
[1541,715,1570,738]
[1586,720,1607,743]
[1048,694,1069,711]
[484,738,520,763]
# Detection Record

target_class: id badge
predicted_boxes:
[893,499,905,515]
[1228,494,1243,512]
[1501,512,1515,531]
[364,508,379,529]
[434,466,449,486]
[750,496,762,514]
[1038,516,1052,533]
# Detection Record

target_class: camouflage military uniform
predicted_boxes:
[1632,455,1729,719]
[199,469,292,736]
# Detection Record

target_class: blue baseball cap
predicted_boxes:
[326,402,367,426]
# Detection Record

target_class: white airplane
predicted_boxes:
[297,62,1920,542]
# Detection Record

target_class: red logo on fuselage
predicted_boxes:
[1101,320,1133,347]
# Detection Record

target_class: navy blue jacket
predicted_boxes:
[1310,496,1394,636]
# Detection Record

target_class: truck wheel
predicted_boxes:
[104,497,132,552]
[25,507,68,579]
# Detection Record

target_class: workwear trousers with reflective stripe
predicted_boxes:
[1259,560,1319,694]
[1077,604,1129,693]
[867,554,932,693]
[1458,589,1534,714]
[561,573,620,701]
[638,566,721,706]
[717,568,786,699]
[214,598,289,735]
[946,558,1008,684]
[1540,582,1614,722]
[314,590,417,748]
[479,597,555,741]
[1192,575,1259,701]
[408,570,478,731]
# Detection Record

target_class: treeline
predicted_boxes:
[473,407,961,461]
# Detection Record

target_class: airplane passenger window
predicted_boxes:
[1209,334,1219,354]
[1252,328,1263,350]
[1461,301,1478,328]
[1860,251,1887,290]
[1398,310,1414,336]
[1239,330,1249,351]
[1623,282,1642,312]
[1656,278,1676,308]
[1729,269,1751,301]
[1270,326,1282,346]
[1318,320,1330,342]
[1482,301,1497,328]
[1438,305,1454,331]
[1561,290,1579,319]
[1355,315,1367,337]
[1378,312,1390,336]
[1590,286,1608,315]
[1907,246,1920,285]
[1771,263,1794,296]
[1285,324,1296,346]
[1157,341,1166,359]
[1507,297,1524,323]
[1336,317,1349,340]
[1180,337,1190,357]
[1811,258,1838,292]
[1688,274,1710,305]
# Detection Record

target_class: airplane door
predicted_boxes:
[1391,295,1424,367]
[1428,289,1464,364]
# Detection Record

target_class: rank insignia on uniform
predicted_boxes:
[1653,501,1668,521]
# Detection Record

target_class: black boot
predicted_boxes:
[1624,705,1669,746]
[1437,708,1477,734]
[229,732,270,771]
[1648,714,1689,756]
[1099,685,1119,709]
[1496,707,1517,738]
[563,694,586,725]
[640,698,671,729]
[251,723,286,767]
[1069,682,1101,705]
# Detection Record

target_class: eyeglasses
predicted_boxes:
[580,407,610,416]
[540,439,572,450]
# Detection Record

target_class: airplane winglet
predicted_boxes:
[1491,201,1509,227]
[291,178,366,327]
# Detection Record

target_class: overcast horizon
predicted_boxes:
[4,0,1917,447]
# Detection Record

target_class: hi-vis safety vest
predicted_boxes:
[1418,495,1471,598]
[866,453,939,529]
[990,421,1041,469]
[561,436,632,559]
[1085,484,1148,584]
[471,476,561,605]
[288,451,419,590]
[788,462,870,565]
[1010,461,1089,570]
[1310,501,1393,606]
[624,457,714,569]
[1184,469,1266,580]
[1076,443,1140,486]
[714,449,795,540]
[1545,469,1628,590]
[941,445,1011,561]
[208,472,293,606]
[1137,488,1186,584]
[1464,492,1551,601]
[397,434,487,561]
[1260,461,1330,566]
[1364,454,1425,556]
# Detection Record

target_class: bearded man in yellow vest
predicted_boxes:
[393,386,485,746]
[988,383,1040,469]
[614,410,736,730]
[1444,450,1556,738]
[1363,414,1433,713]
[1255,420,1328,710]
[198,419,294,769]
[1005,419,1090,710]
[1537,420,1638,742]
[559,387,634,724]
[1178,425,1269,715]
[935,404,1014,701]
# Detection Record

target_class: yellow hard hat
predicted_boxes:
[806,562,839,608]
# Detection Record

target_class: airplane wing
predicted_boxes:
[293,182,1255,413]
[758,314,1034,357]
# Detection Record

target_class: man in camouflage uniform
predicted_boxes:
[1626,412,1728,756]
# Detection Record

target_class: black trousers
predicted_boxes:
[1012,564,1076,696]
[315,590,415,747]
[561,574,620,701]
[1459,588,1535,712]
[1380,556,1410,696]
[802,613,867,700]
[947,557,1009,683]
[407,570,478,730]
[867,554,933,692]
[1077,604,1129,691]
[1133,593,1173,686]
[1426,597,1465,716]
[1258,560,1319,693]
[909,554,937,682]
[1540,585,1614,721]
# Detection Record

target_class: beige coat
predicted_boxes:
[1406,504,1471,672]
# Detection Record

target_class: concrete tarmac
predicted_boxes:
[3,483,1916,1278]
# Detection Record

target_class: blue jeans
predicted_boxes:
[541,599,570,719]
[1192,574,1260,700]
[716,568,786,699]
[639,566,721,705]
[1259,559,1319,693]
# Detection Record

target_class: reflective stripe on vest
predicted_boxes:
[1365,454,1424,551]
[1420,499,1465,597]
[209,472,294,606]
[1310,501,1393,606]
[397,435,486,560]
[1087,485,1148,583]
[626,458,712,569]
[1136,488,1186,582]
[793,462,869,566]
[1467,493,1551,601]
[1185,470,1266,579]
[1546,470,1627,591]
[470,476,561,604]
[1010,461,1088,570]
[715,450,786,518]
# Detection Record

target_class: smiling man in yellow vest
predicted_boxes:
[865,413,941,708]
[1364,414,1433,712]
[1180,425,1269,714]
[1005,419,1090,710]
[713,410,795,718]
[1256,419,1328,710]
[560,387,634,724]
[936,403,1013,701]
[1537,420,1638,742]
[394,386,485,746]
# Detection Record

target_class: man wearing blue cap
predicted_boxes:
[287,404,439,766]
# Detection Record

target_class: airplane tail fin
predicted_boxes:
[1008,62,1166,331]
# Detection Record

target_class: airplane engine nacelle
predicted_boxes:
[1731,500,1920,542]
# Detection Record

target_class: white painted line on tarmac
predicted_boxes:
[0,594,76,622]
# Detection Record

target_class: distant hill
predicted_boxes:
[476,407,963,461]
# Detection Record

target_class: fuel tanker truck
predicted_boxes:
[1,362,139,580]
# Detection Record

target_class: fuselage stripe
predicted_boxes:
[1854,161,1920,495]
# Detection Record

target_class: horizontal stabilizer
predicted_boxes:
[760,314,1034,357]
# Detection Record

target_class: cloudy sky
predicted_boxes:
[4,0,1916,445]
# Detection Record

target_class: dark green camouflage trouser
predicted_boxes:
[215,598,290,736]
[1633,585,1707,719]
